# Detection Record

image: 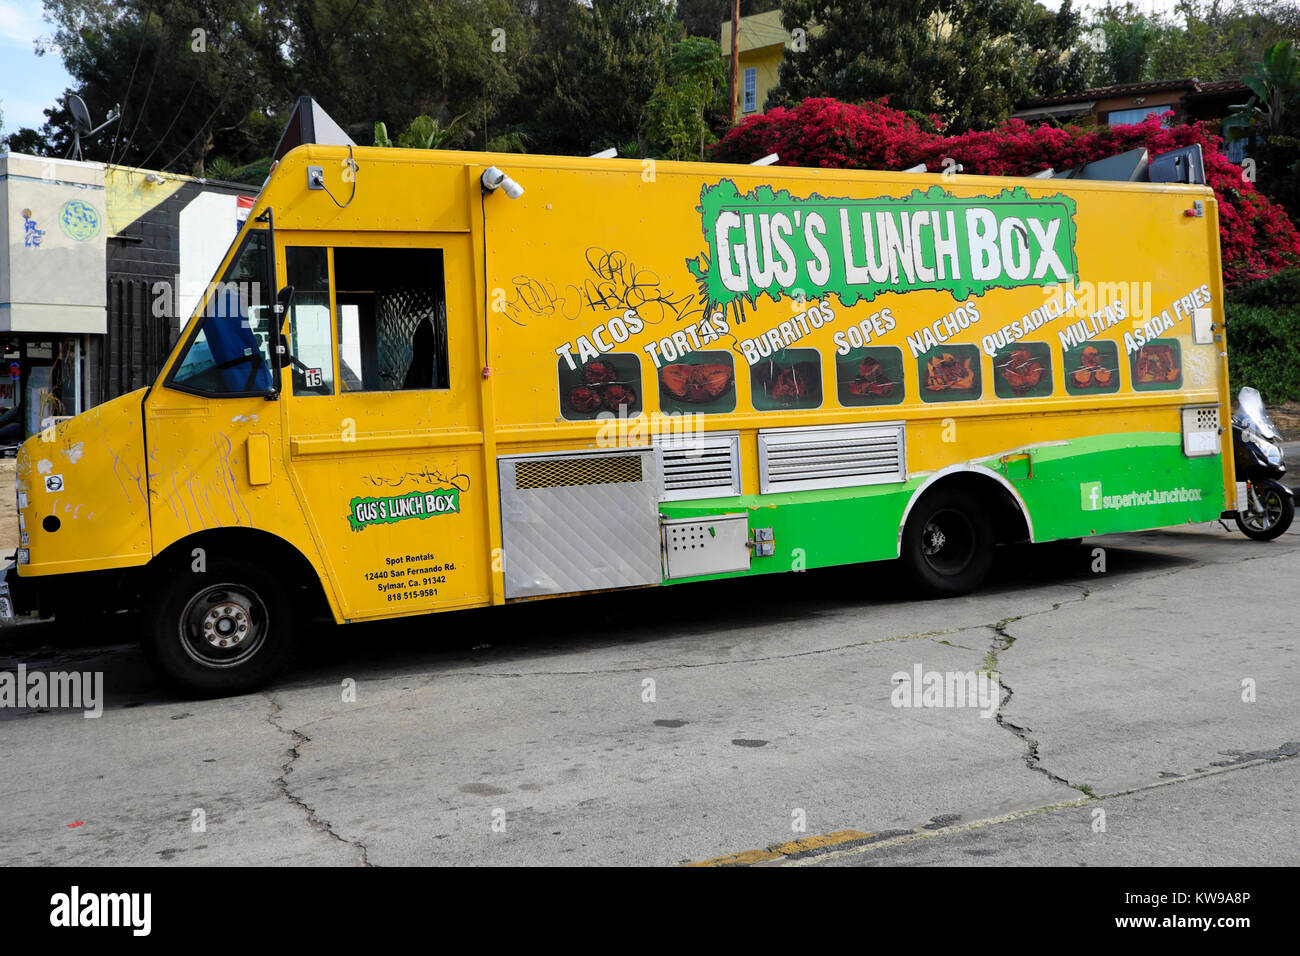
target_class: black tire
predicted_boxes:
[1234,486,1295,542]
[901,488,995,597]
[141,557,295,696]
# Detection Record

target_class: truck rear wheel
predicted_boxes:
[901,488,994,597]
[142,558,295,696]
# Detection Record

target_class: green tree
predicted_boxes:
[20,0,284,168]
[769,0,1089,132]
[29,0,529,172]
[505,0,587,152]
[285,0,526,148]
[644,36,727,159]
[1088,2,1167,85]
[1088,0,1300,87]
[1026,0,1093,97]
[374,114,469,149]
[675,0,781,39]
[40,0,285,172]
[1225,40,1300,142]
[1225,40,1300,219]
[521,0,677,154]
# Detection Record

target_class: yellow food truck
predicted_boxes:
[4,130,1235,693]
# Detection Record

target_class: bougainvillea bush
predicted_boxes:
[709,98,1300,286]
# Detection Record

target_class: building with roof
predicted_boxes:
[1013,78,1251,159]
[720,9,812,118]
[1,152,256,441]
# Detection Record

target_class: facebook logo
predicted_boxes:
[1080,481,1102,511]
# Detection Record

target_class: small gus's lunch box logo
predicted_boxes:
[348,489,461,530]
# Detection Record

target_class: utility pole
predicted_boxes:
[729,0,740,123]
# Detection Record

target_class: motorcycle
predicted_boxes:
[1228,387,1294,541]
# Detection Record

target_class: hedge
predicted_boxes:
[1226,269,1300,404]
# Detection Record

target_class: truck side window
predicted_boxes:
[170,231,275,395]
[285,246,335,396]
[333,247,449,391]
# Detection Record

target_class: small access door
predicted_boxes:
[278,233,491,619]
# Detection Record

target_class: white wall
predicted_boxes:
[177,191,240,326]
[0,154,107,334]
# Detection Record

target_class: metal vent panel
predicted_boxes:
[658,432,742,500]
[661,513,751,577]
[1181,405,1221,458]
[758,422,906,494]
[515,455,642,489]
[498,448,662,599]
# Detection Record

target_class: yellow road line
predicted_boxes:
[684,830,874,867]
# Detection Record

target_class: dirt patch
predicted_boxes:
[1266,403,1300,441]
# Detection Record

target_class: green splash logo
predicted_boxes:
[348,489,460,530]
[686,180,1079,311]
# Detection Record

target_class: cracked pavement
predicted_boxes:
[1,518,1297,866]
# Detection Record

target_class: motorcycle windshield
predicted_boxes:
[1236,387,1282,441]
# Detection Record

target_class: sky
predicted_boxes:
[1039,0,1185,10]
[0,0,72,138]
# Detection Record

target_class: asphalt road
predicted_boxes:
[1,511,1297,867]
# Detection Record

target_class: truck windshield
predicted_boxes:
[170,230,275,395]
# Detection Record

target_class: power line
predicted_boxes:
[117,0,176,163]
[160,79,233,173]
[109,0,157,165]
[161,76,235,174]
[135,74,200,171]
[323,0,367,55]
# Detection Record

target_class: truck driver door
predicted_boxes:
[278,234,490,620]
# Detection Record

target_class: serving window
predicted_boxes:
[334,247,449,392]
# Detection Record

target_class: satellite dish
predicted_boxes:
[68,94,93,135]
[63,94,120,161]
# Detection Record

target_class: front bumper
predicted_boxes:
[2,561,40,619]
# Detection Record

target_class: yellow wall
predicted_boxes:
[721,10,798,117]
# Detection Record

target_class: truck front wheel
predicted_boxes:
[142,558,295,696]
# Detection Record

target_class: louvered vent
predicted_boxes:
[758,423,906,494]
[658,432,741,501]
[515,455,642,489]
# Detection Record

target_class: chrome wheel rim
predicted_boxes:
[1243,490,1284,533]
[920,508,976,574]
[179,583,268,668]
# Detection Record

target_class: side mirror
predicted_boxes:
[275,286,294,367]
[269,286,296,390]
[274,285,295,327]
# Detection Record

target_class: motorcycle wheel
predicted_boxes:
[1234,485,1295,542]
